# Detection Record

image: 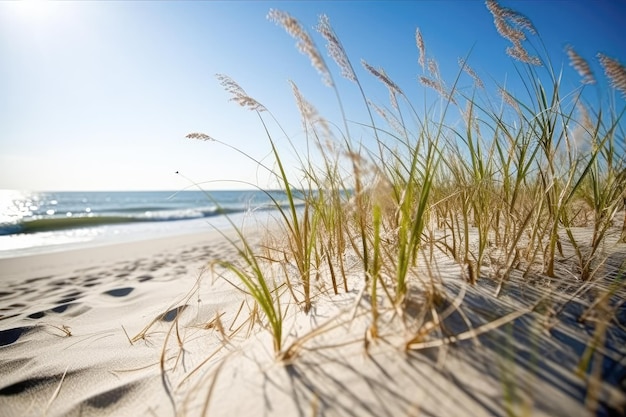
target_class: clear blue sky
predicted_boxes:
[1,0,624,191]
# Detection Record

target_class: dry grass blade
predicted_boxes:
[406,304,534,351]
[198,355,228,417]
[42,366,69,416]
[597,53,626,99]
[279,308,370,362]
[268,9,332,86]
[121,324,134,346]
[566,46,595,85]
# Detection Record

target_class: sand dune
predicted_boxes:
[1,227,625,416]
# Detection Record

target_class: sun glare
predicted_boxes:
[9,0,56,22]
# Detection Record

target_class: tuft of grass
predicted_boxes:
[183,1,625,413]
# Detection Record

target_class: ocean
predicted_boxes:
[0,190,295,258]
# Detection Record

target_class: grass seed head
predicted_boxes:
[566,46,595,85]
[576,103,594,133]
[216,74,266,112]
[419,76,457,104]
[427,58,441,80]
[186,132,215,141]
[486,0,541,65]
[362,60,403,95]
[506,41,541,66]
[290,80,330,135]
[598,53,626,99]
[498,86,520,112]
[416,28,426,70]
[486,0,526,43]
[317,14,356,82]
[458,58,484,89]
[268,9,332,87]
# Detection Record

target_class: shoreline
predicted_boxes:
[0,228,233,282]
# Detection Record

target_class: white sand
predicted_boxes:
[1,226,625,416]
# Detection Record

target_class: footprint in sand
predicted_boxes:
[0,371,75,396]
[82,382,137,409]
[160,305,188,322]
[27,302,88,320]
[51,303,75,314]
[55,290,83,305]
[0,326,36,347]
[82,276,102,288]
[136,274,153,283]
[102,287,134,297]
[0,303,27,317]
[23,276,52,285]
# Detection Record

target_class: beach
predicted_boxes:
[0,227,266,416]
[2,0,625,415]
[1,222,625,417]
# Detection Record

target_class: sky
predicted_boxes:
[0,0,624,191]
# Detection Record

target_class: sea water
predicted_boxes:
[0,190,296,258]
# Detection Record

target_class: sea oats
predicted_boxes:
[496,5,536,35]
[216,74,266,112]
[486,0,526,43]
[268,9,332,86]
[598,53,626,99]
[419,76,457,105]
[463,101,481,137]
[416,28,426,70]
[427,58,441,80]
[370,174,396,216]
[362,60,403,109]
[486,0,536,34]
[290,80,330,135]
[186,132,215,141]
[498,86,520,112]
[369,100,407,139]
[486,0,540,66]
[362,60,402,93]
[316,14,356,82]
[389,90,399,111]
[566,46,595,85]
[576,102,594,134]
[380,68,400,110]
[458,58,484,89]
[506,41,541,66]
[493,16,525,43]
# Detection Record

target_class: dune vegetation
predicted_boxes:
[185,1,626,414]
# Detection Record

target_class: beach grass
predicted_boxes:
[185,0,626,413]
